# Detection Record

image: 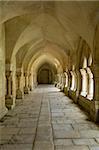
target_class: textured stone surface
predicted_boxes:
[0,85,99,150]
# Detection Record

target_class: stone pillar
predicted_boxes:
[75,69,82,102]
[56,74,59,87]
[5,71,13,109]
[16,71,23,99]
[86,67,93,100]
[33,73,38,88]
[80,68,88,97]
[24,72,29,94]
[61,73,66,91]
[67,70,72,97]
[54,74,57,87]
[62,73,66,92]
[63,73,66,87]
[28,73,33,91]
[67,71,72,91]
[90,64,99,122]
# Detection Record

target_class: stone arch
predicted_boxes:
[37,62,56,84]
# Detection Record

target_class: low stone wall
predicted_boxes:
[78,95,91,114]
[0,96,8,119]
[63,87,69,96]
[67,89,92,119]
[68,90,77,103]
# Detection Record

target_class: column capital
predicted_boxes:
[29,73,31,77]
[5,71,12,78]
[24,72,28,77]
[16,71,22,77]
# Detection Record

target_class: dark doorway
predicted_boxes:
[38,69,51,84]
[37,63,55,84]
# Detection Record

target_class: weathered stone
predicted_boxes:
[0,85,99,150]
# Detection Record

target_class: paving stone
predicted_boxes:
[89,146,99,150]
[55,145,89,150]
[0,127,19,135]
[80,130,99,138]
[9,134,35,144]
[19,127,36,134]
[73,138,98,146]
[34,142,54,150]
[0,144,33,150]
[72,123,92,130]
[54,130,80,138]
[0,85,99,150]
[53,124,73,131]
[54,139,73,146]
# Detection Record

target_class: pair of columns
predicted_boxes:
[64,67,99,122]
[5,71,33,109]
[56,73,67,90]
[5,71,13,109]
[91,64,99,122]
[16,71,24,99]
[17,72,32,96]
[24,72,30,94]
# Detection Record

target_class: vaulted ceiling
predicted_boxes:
[0,1,99,73]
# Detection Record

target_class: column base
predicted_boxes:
[0,107,8,120]
[57,83,61,88]
[29,85,33,91]
[5,95,14,110]
[90,101,99,123]
[60,85,65,91]
[63,87,69,96]
[24,86,29,94]
[16,89,24,99]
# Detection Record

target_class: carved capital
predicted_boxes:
[16,71,22,77]
[24,72,28,77]
[5,71,12,78]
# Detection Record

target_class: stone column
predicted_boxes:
[63,73,66,87]
[56,74,60,88]
[57,74,61,88]
[67,71,72,91]
[80,68,88,97]
[62,73,66,92]
[5,71,13,109]
[16,71,23,99]
[68,70,73,97]
[54,74,57,87]
[90,64,99,122]
[24,72,29,94]
[28,73,33,91]
[86,67,93,100]
[75,69,82,102]
[61,73,66,91]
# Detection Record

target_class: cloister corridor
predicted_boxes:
[0,85,99,150]
[0,1,99,150]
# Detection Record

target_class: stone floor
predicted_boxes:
[0,85,99,150]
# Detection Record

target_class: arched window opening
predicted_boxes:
[88,54,92,66]
[64,72,68,87]
[80,69,88,97]
[83,57,87,68]
[87,54,94,100]
[70,71,76,91]
[87,68,94,100]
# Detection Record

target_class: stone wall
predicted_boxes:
[0,24,8,119]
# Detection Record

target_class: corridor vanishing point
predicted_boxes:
[0,1,99,150]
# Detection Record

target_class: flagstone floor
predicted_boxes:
[0,85,99,150]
